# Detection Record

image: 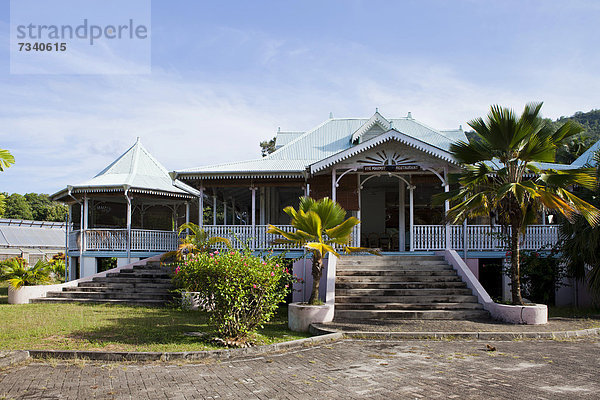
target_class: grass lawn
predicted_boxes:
[0,292,308,352]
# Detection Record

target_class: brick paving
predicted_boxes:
[323,316,600,332]
[1,338,599,399]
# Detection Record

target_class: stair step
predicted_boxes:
[45,291,172,300]
[335,288,473,296]
[30,298,167,307]
[337,261,450,268]
[337,275,462,283]
[336,269,454,276]
[77,281,173,289]
[92,277,173,284]
[339,256,444,262]
[334,309,490,320]
[64,286,172,294]
[335,295,478,303]
[336,281,467,289]
[334,302,483,311]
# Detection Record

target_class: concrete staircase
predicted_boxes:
[335,255,489,320]
[31,261,174,306]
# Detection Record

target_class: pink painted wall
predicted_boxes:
[291,257,328,303]
[465,258,479,279]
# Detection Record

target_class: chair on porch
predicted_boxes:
[379,233,391,251]
[390,233,399,251]
[367,232,379,248]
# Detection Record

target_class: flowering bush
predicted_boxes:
[173,250,294,342]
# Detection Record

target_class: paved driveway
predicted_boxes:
[1,338,599,399]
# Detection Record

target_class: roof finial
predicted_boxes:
[375,107,379,113]
[277,127,281,132]
[136,136,141,143]
[329,112,334,119]
[407,111,412,119]
[389,120,394,129]
[459,124,463,131]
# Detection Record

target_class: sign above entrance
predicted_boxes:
[363,165,420,172]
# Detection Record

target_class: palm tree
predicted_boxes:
[1,258,51,289]
[268,197,377,305]
[438,102,600,305]
[162,222,232,261]
[0,148,14,171]
[559,151,600,298]
[0,148,14,215]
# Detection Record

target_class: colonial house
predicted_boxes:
[53,110,595,304]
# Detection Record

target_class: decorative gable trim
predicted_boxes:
[350,111,391,143]
[310,129,456,174]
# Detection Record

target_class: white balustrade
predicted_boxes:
[67,224,559,253]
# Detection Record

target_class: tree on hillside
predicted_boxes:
[260,137,276,157]
[437,102,600,305]
[24,193,66,221]
[3,193,34,220]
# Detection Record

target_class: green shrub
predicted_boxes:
[0,257,52,288]
[173,250,294,343]
[519,249,566,305]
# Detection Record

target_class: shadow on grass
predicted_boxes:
[65,304,296,351]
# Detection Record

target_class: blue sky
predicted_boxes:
[1,0,600,194]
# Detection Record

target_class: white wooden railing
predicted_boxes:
[69,229,179,252]
[68,224,558,253]
[412,224,559,251]
[202,225,361,251]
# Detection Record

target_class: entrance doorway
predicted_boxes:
[360,176,405,251]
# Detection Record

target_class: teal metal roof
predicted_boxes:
[274,131,304,149]
[53,138,198,200]
[178,112,466,177]
[572,140,600,166]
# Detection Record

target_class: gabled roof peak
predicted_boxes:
[351,111,391,143]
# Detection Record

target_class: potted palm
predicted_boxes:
[268,197,377,331]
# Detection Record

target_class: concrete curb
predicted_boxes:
[310,324,600,341]
[0,351,30,368]
[27,332,343,362]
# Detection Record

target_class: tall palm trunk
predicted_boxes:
[308,254,324,305]
[510,223,524,305]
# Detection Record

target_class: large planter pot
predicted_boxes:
[491,303,548,325]
[181,291,202,310]
[288,302,334,332]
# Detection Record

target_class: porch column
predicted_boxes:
[399,180,406,251]
[444,167,451,250]
[250,187,257,250]
[212,194,217,225]
[408,184,415,252]
[331,169,337,201]
[232,198,236,225]
[198,188,204,227]
[79,199,84,263]
[357,174,361,247]
[223,199,227,225]
[82,195,88,252]
[125,193,132,264]
[305,183,310,197]
[463,218,468,259]
[66,204,72,281]
[259,187,265,225]
[185,202,190,234]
